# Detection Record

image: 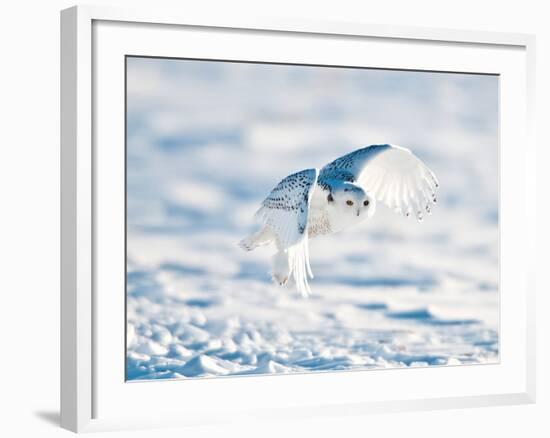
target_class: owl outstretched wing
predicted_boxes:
[319,144,438,220]
[255,168,319,297]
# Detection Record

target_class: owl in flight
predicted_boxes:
[239,144,439,297]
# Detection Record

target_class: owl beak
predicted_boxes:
[356,210,360,217]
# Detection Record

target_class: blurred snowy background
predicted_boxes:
[125,57,499,380]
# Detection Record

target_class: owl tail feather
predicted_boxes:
[286,237,314,298]
[271,243,313,298]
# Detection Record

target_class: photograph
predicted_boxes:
[125,56,499,381]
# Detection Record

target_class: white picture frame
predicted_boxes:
[60,4,536,433]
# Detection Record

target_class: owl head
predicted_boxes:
[326,182,376,229]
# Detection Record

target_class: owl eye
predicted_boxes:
[346,200,354,206]
[363,200,370,206]
[327,194,334,202]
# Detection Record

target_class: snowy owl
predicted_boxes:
[239,144,439,297]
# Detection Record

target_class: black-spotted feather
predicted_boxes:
[319,144,438,221]
[255,168,319,297]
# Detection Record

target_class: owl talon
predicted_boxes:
[271,271,289,285]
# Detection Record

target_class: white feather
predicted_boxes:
[255,169,318,296]
[242,144,439,297]
[319,144,438,221]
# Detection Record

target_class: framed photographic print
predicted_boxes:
[61,5,536,433]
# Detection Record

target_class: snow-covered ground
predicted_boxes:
[126,57,499,380]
